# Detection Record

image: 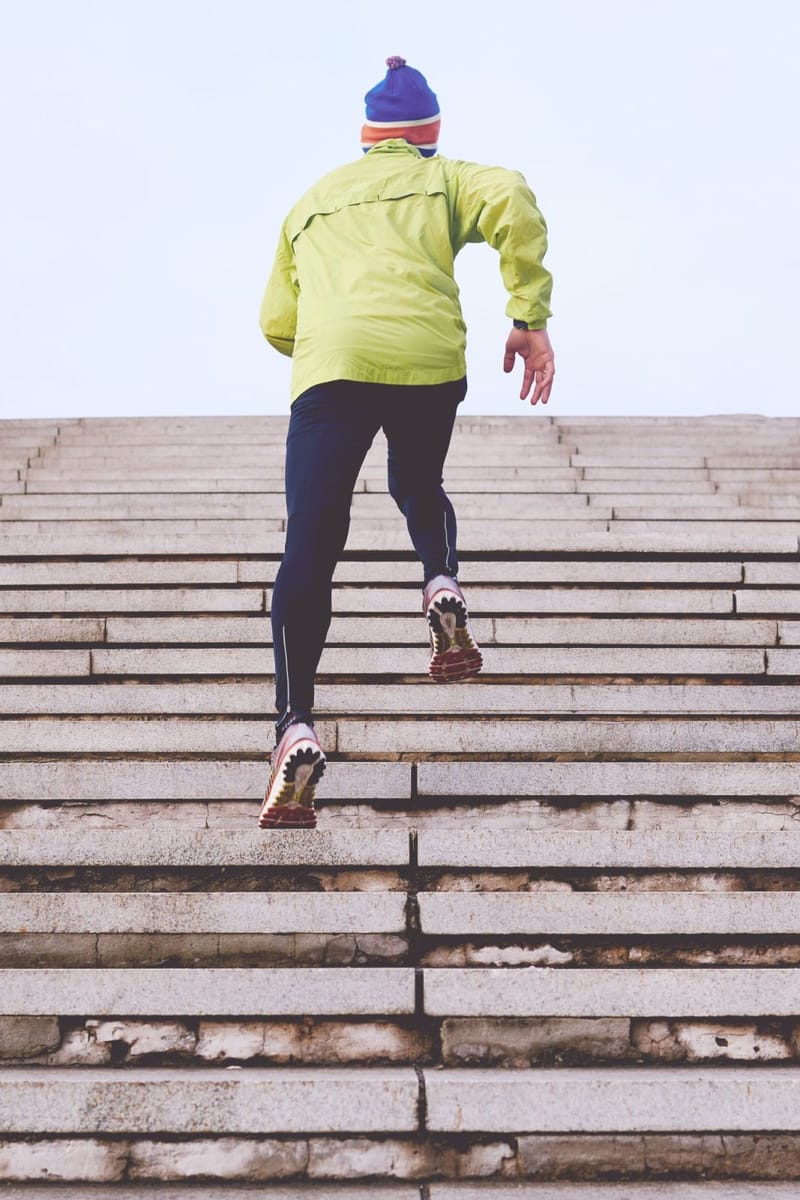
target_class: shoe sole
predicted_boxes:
[259,741,326,830]
[426,591,483,683]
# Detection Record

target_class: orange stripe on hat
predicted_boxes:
[361,118,441,147]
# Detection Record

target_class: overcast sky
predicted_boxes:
[1,0,798,419]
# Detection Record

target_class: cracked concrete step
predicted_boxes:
[0,587,744,614]
[424,1067,800,1133]
[85,645,768,675]
[2,715,795,755]
[0,968,415,1016]
[3,683,799,716]
[1,617,782,652]
[430,1187,800,1200]
[0,760,411,802]
[4,759,793,804]
[0,828,410,866]
[423,967,800,1017]
[0,588,264,612]
[0,892,407,934]
[0,1067,418,1133]
[0,558,750,585]
[0,493,598,517]
[2,616,779,648]
[0,1190,791,1200]
[0,1188,418,1200]
[3,528,797,555]
[415,829,800,868]
[418,892,800,936]
[416,760,800,796]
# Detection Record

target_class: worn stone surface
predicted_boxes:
[441,1018,632,1066]
[630,1020,794,1062]
[516,1133,800,1179]
[0,1138,128,1182]
[194,1020,432,1064]
[0,1016,60,1059]
[127,1137,308,1180]
[305,1137,516,1179]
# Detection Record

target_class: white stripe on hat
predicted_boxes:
[364,112,441,128]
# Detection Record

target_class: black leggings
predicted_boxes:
[271,376,467,726]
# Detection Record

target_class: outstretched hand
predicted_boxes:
[503,327,555,405]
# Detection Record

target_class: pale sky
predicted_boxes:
[1,0,798,419]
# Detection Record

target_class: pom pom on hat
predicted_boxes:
[362,56,440,157]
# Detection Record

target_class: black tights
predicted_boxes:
[271,376,466,731]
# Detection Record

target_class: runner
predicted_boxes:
[258,56,555,829]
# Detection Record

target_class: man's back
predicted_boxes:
[260,138,553,402]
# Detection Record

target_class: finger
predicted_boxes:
[533,369,554,407]
[520,359,536,401]
[503,350,515,374]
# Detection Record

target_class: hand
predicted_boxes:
[503,327,555,405]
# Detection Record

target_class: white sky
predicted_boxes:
[1,0,798,419]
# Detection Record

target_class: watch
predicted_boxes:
[512,319,531,330]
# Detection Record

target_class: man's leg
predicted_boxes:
[271,382,380,735]
[381,377,482,682]
[382,377,467,584]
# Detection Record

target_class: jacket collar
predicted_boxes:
[364,138,428,159]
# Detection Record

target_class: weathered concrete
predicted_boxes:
[425,1067,800,1132]
[0,968,415,1016]
[423,968,800,1016]
[418,893,800,935]
[0,1067,419,1133]
[0,893,407,934]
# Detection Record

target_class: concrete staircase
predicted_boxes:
[1,412,800,1196]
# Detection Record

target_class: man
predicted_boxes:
[258,56,554,829]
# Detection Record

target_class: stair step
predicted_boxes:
[3,682,799,716]
[0,1067,418,1133]
[0,968,415,1016]
[424,1067,800,1132]
[2,716,796,755]
[418,892,800,936]
[0,828,409,866]
[0,893,407,934]
[422,967,800,1017]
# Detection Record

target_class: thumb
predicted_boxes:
[503,348,515,374]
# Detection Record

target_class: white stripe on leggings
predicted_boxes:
[281,624,291,722]
[443,510,452,575]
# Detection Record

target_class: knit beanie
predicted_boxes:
[362,56,440,157]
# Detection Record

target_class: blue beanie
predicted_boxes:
[362,56,440,157]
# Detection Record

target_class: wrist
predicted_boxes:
[512,319,546,332]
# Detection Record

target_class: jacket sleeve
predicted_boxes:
[258,224,298,357]
[447,160,553,329]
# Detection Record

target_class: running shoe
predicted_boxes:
[423,574,483,683]
[259,721,326,829]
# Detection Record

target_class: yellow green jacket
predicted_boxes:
[259,139,553,402]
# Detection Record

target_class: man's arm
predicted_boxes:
[259,225,298,357]
[448,160,555,404]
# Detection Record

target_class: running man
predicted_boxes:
[258,56,554,829]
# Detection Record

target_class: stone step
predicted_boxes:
[416,761,800,797]
[4,616,772,647]
[0,893,407,934]
[0,828,410,866]
[429,1189,800,1199]
[418,892,800,936]
[0,1067,418,1133]
[424,1067,800,1133]
[5,758,796,805]
[3,682,798,716]
[422,967,800,1017]
[0,760,411,802]
[0,586,745,614]
[5,530,796,553]
[0,966,794,1020]
[0,559,749,585]
[84,645,767,675]
[0,968,415,1016]
[1,716,794,755]
[0,1189,415,1198]
[415,829,800,868]
[613,507,800,521]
